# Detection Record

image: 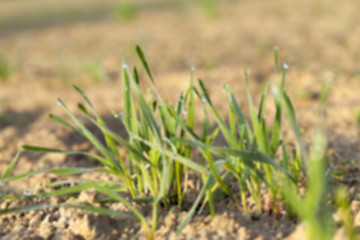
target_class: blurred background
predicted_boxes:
[1,0,359,84]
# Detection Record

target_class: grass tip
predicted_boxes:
[222,84,229,92]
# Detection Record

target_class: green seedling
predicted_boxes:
[0,46,215,239]
[1,46,309,239]
[279,78,352,240]
[282,126,334,240]
[335,187,356,240]
[186,47,303,214]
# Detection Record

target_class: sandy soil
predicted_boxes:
[0,0,360,239]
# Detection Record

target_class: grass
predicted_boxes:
[0,46,356,239]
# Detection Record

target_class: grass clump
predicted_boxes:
[1,46,352,239]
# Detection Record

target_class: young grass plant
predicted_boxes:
[1,46,306,238]
[0,46,214,239]
[279,79,357,239]
[184,47,303,214]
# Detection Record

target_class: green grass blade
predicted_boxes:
[21,145,112,168]
[281,91,303,158]
[225,88,253,143]
[127,70,162,144]
[131,135,208,174]
[176,174,214,235]
[136,45,154,83]
[122,67,132,130]
[187,68,195,131]
[49,114,81,134]
[57,98,120,170]
[93,184,150,231]
[84,118,152,166]
[1,150,21,181]
[257,80,269,121]
[73,85,96,111]
[274,46,280,73]
[270,100,282,156]
[244,69,264,152]
[3,168,103,182]
[213,147,295,182]
[198,79,235,147]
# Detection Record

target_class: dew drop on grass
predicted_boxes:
[122,64,129,69]
[275,46,279,50]
[57,100,62,106]
[183,109,188,115]
[222,84,229,92]
[23,190,31,196]
[283,63,289,70]
[191,65,196,72]
[271,87,279,96]
[201,97,207,103]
